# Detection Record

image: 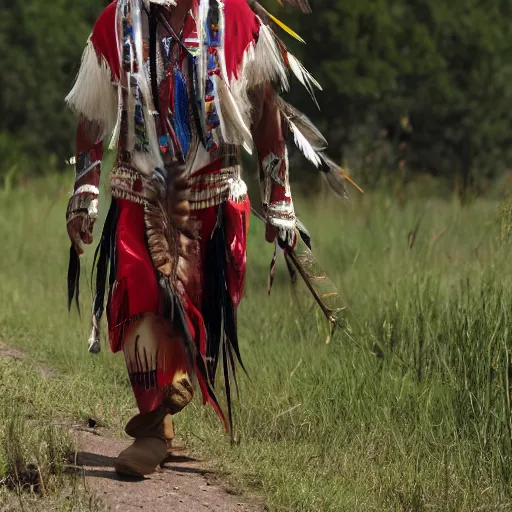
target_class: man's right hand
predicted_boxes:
[67,215,95,255]
[66,192,99,255]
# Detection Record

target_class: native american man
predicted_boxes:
[65,0,349,477]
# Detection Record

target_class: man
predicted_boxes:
[65,0,349,478]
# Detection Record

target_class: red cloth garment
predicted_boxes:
[109,195,249,423]
[91,1,120,78]
[223,198,251,307]
[108,200,160,352]
[91,0,262,83]
[82,0,261,423]
[223,0,261,80]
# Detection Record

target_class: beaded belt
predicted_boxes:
[188,165,247,210]
[110,164,154,205]
[110,162,247,210]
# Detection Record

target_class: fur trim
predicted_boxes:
[65,37,117,140]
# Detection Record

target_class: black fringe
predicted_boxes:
[67,245,81,314]
[284,253,298,284]
[156,274,226,420]
[296,218,312,250]
[92,200,119,326]
[202,204,246,431]
[158,276,198,373]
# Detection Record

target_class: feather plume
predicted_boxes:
[287,53,322,108]
[264,11,305,44]
[212,75,253,153]
[202,204,247,434]
[319,153,363,197]
[247,1,305,43]
[276,97,327,151]
[288,120,322,166]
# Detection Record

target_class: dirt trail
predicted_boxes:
[74,431,263,512]
[0,342,263,511]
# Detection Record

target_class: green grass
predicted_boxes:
[1,174,512,510]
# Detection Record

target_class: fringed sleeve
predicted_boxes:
[65,37,118,142]
[66,2,120,141]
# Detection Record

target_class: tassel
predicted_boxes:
[202,205,247,432]
[67,245,81,315]
[90,200,119,353]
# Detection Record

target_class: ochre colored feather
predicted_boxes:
[264,8,306,43]
[247,0,306,43]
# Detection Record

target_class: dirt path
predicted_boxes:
[0,342,263,511]
[74,431,263,512]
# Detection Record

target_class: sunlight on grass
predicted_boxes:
[1,175,512,510]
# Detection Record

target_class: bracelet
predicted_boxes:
[74,184,100,196]
[66,194,99,221]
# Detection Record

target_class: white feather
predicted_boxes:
[212,75,253,154]
[289,120,322,167]
[287,53,322,108]
[287,53,322,91]
[217,0,229,83]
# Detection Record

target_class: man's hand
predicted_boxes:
[66,190,99,255]
[67,214,95,255]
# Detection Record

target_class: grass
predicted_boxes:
[1,173,512,510]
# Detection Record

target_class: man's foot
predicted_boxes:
[114,407,168,478]
[159,414,186,467]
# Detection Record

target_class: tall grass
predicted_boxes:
[0,174,511,510]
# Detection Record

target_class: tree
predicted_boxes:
[0,0,106,178]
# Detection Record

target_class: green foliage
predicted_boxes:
[1,0,512,186]
[0,0,105,177]
[282,0,512,193]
